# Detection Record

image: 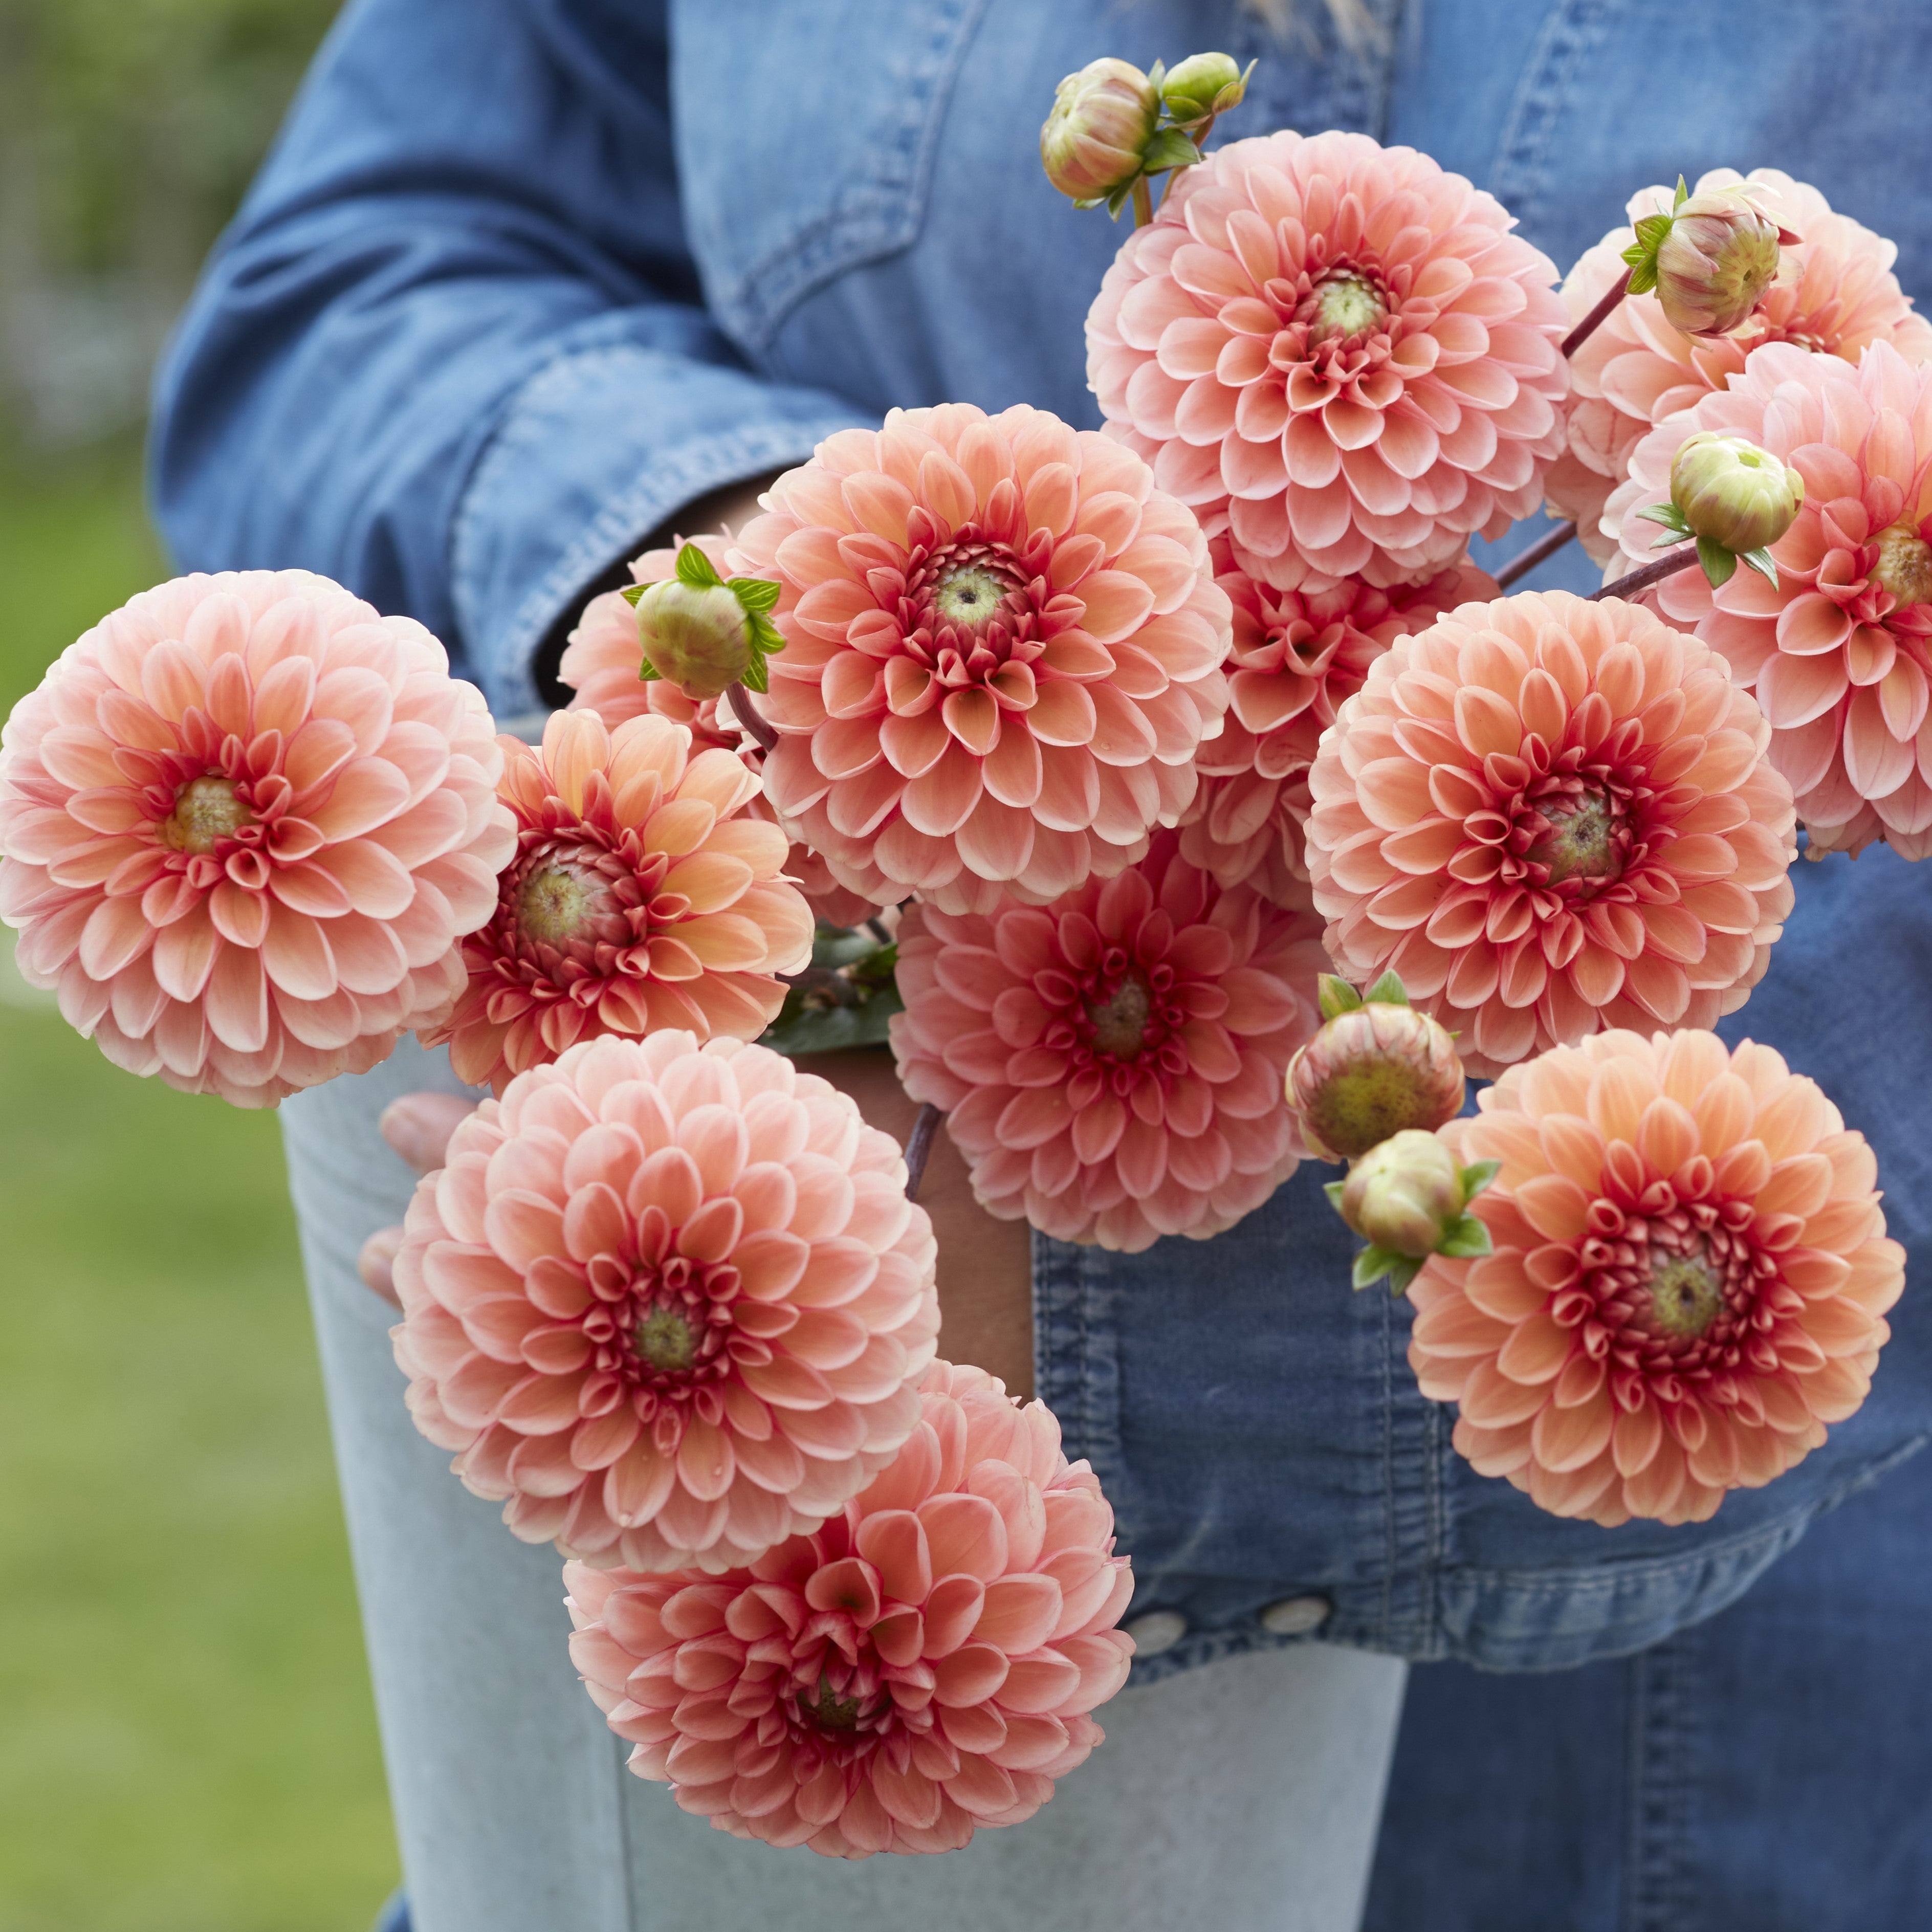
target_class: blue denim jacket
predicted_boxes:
[150,1,1932,1921]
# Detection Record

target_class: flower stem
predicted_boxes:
[1589,543,1702,603]
[1561,267,1633,360]
[1494,520,1577,589]
[726,681,778,753]
[903,1103,942,1202]
[1155,115,1215,212]
[1131,175,1153,228]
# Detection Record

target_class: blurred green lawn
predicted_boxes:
[0,450,397,1931]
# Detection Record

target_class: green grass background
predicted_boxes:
[0,450,398,1930]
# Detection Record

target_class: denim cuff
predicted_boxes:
[451,314,867,718]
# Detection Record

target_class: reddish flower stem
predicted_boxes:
[1495,519,1577,588]
[903,1103,942,1202]
[1561,267,1633,360]
[1131,176,1153,228]
[726,681,778,753]
[1589,544,1702,603]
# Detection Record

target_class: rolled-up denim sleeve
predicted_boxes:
[148,0,866,717]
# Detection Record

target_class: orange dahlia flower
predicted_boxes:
[566,1359,1134,1856]
[392,1032,941,1573]
[0,570,513,1105]
[736,405,1233,915]
[1178,544,1495,905]
[421,710,812,1092]
[889,840,1326,1250]
[1553,170,1932,562]
[560,539,877,928]
[1611,341,1932,859]
[1086,129,1569,591]
[1305,589,1797,1075]
[1408,1028,1903,1526]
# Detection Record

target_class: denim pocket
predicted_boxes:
[670,0,990,357]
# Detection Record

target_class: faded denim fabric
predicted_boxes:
[150,0,1932,1921]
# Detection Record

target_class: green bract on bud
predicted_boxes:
[1636,183,1785,338]
[622,542,787,700]
[1670,431,1805,556]
[1340,1131,1465,1258]
[1160,51,1253,125]
[1285,975,1466,1162]
[1040,57,1159,206]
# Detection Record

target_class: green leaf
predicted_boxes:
[1146,57,1166,92]
[729,575,781,614]
[1623,259,1659,297]
[634,656,661,682]
[1740,545,1780,589]
[1458,1158,1502,1202]
[1436,1215,1494,1260]
[1673,173,1689,210]
[1364,969,1409,1006]
[761,987,905,1057]
[1139,128,1202,175]
[620,582,648,606]
[1385,1257,1423,1298]
[1639,501,1690,537]
[1351,1244,1395,1291]
[738,654,769,695]
[673,540,724,590]
[1104,177,1138,220]
[1322,1179,1347,1212]
[1696,536,1738,588]
[1317,973,1363,1022]
[1620,211,1674,297]
[748,612,788,659]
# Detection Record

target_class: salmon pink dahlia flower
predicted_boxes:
[1409,1028,1902,1526]
[421,710,812,1092]
[1179,546,1495,904]
[736,405,1234,916]
[1553,170,1932,562]
[565,1359,1134,1856]
[1305,589,1797,1075]
[1086,129,1569,591]
[1611,342,1932,859]
[0,570,512,1105]
[392,1032,941,1573]
[889,841,1326,1250]
[562,544,877,930]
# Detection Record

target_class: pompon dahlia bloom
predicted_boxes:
[1409,1028,1903,1526]
[1086,129,1569,591]
[561,542,877,930]
[392,1032,941,1573]
[889,841,1326,1250]
[1611,342,1932,859]
[1552,169,1932,562]
[0,570,512,1105]
[565,1359,1135,1856]
[737,404,1233,916]
[1306,590,1797,1075]
[1179,545,1495,904]
[422,711,812,1092]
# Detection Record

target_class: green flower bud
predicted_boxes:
[1285,995,1465,1162]
[1040,57,1158,205]
[1340,1130,1465,1259]
[1653,188,1784,337]
[1160,51,1250,125]
[632,579,754,701]
[1669,431,1805,556]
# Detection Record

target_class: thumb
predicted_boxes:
[379,1090,478,1174]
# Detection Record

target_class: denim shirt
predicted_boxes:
[151,2,1932,1919]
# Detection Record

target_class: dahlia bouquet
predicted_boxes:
[1,40,1918,1854]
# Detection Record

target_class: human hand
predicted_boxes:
[356,1059,1035,1398]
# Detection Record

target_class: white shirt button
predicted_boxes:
[1123,1610,1189,1657]
[1259,1594,1333,1637]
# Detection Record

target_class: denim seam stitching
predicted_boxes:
[1485,0,1615,234]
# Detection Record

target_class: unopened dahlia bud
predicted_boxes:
[630,578,751,699]
[1670,432,1805,554]
[1653,187,1784,336]
[1285,979,1466,1162]
[1160,51,1252,125]
[1340,1130,1464,1257]
[1040,57,1158,205]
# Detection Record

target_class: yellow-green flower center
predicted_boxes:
[1873,523,1932,609]
[634,1306,697,1373]
[160,775,253,854]
[801,1673,864,1731]
[516,865,598,943]
[1308,271,1389,345]
[1533,792,1621,885]
[1086,974,1152,1059]
[932,563,1014,632]
[1649,1250,1724,1339]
